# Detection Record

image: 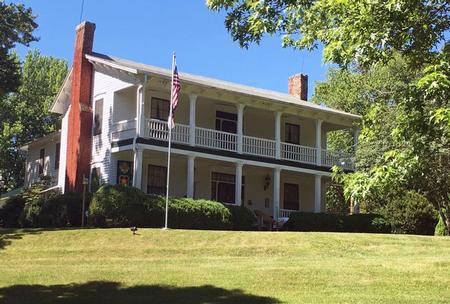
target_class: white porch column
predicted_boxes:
[132,148,143,189]
[314,174,322,213]
[235,162,243,205]
[275,112,282,159]
[315,119,323,165]
[189,94,197,146]
[136,75,147,137]
[273,167,281,220]
[237,104,245,153]
[187,155,195,198]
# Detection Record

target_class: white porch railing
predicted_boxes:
[281,142,316,164]
[243,135,276,158]
[195,127,237,151]
[279,208,297,219]
[147,119,190,144]
[322,149,354,170]
[111,119,136,141]
[111,119,354,169]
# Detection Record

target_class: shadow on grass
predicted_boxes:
[0,281,281,304]
[0,228,45,250]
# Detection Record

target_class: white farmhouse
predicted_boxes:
[22,22,360,221]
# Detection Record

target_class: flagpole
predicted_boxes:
[164,52,175,230]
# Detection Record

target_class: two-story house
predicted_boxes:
[23,22,360,221]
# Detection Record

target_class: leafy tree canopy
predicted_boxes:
[0,50,67,192]
[207,0,449,67]
[0,1,38,96]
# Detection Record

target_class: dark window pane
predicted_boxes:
[151,98,170,121]
[91,167,101,192]
[147,165,167,195]
[285,123,300,144]
[54,143,60,170]
[93,99,103,135]
[284,183,299,210]
[39,148,45,174]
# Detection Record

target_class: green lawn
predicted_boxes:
[1,228,449,304]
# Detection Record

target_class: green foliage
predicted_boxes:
[435,210,449,236]
[0,195,25,227]
[0,50,68,193]
[89,185,236,230]
[325,183,348,215]
[89,184,152,227]
[381,191,437,235]
[0,1,38,95]
[283,212,389,233]
[207,0,449,67]
[225,204,257,230]
[166,198,231,230]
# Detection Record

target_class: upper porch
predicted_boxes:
[108,84,358,171]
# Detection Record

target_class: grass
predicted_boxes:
[1,228,449,303]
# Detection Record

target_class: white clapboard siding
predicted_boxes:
[90,70,133,185]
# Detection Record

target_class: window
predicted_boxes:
[284,183,299,210]
[93,99,103,135]
[54,143,60,170]
[117,160,133,186]
[211,172,245,204]
[39,148,45,174]
[215,111,237,133]
[285,123,300,144]
[147,165,167,195]
[90,167,101,192]
[151,98,170,121]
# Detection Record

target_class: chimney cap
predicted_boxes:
[75,21,96,32]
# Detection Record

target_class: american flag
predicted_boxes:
[168,57,181,129]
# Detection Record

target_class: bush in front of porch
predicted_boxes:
[88,185,256,230]
[283,212,390,234]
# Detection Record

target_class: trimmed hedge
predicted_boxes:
[283,212,389,233]
[20,192,86,228]
[89,184,252,230]
[225,204,257,231]
[0,196,25,228]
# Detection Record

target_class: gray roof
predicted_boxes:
[85,52,361,122]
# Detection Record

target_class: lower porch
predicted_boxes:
[109,149,330,221]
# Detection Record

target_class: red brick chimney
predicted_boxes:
[65,21,96,193]
[288,74,308,101]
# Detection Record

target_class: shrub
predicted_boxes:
[283,212,343,232]
[89,185,234,230]
[434,210,449,236]
[166,198,232,230]
[383,191,437,235]
[226,204,257,230]
[283,212,388,233]
[0,196,25,228]
[343,214,390,233]
[18,183,87,228]
[89,184,150,227]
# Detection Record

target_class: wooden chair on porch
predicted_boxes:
[254,209,276,231]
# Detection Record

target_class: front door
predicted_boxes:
[284,183,299,210]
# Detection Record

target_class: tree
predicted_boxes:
[208,0,450,233]
[0,1,38,96]
[0,50,68,192]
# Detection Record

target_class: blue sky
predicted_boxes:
[13,0,331,99]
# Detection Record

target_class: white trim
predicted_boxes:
[111,143,332,177]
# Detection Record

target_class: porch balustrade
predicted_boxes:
[111,118,354,170]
